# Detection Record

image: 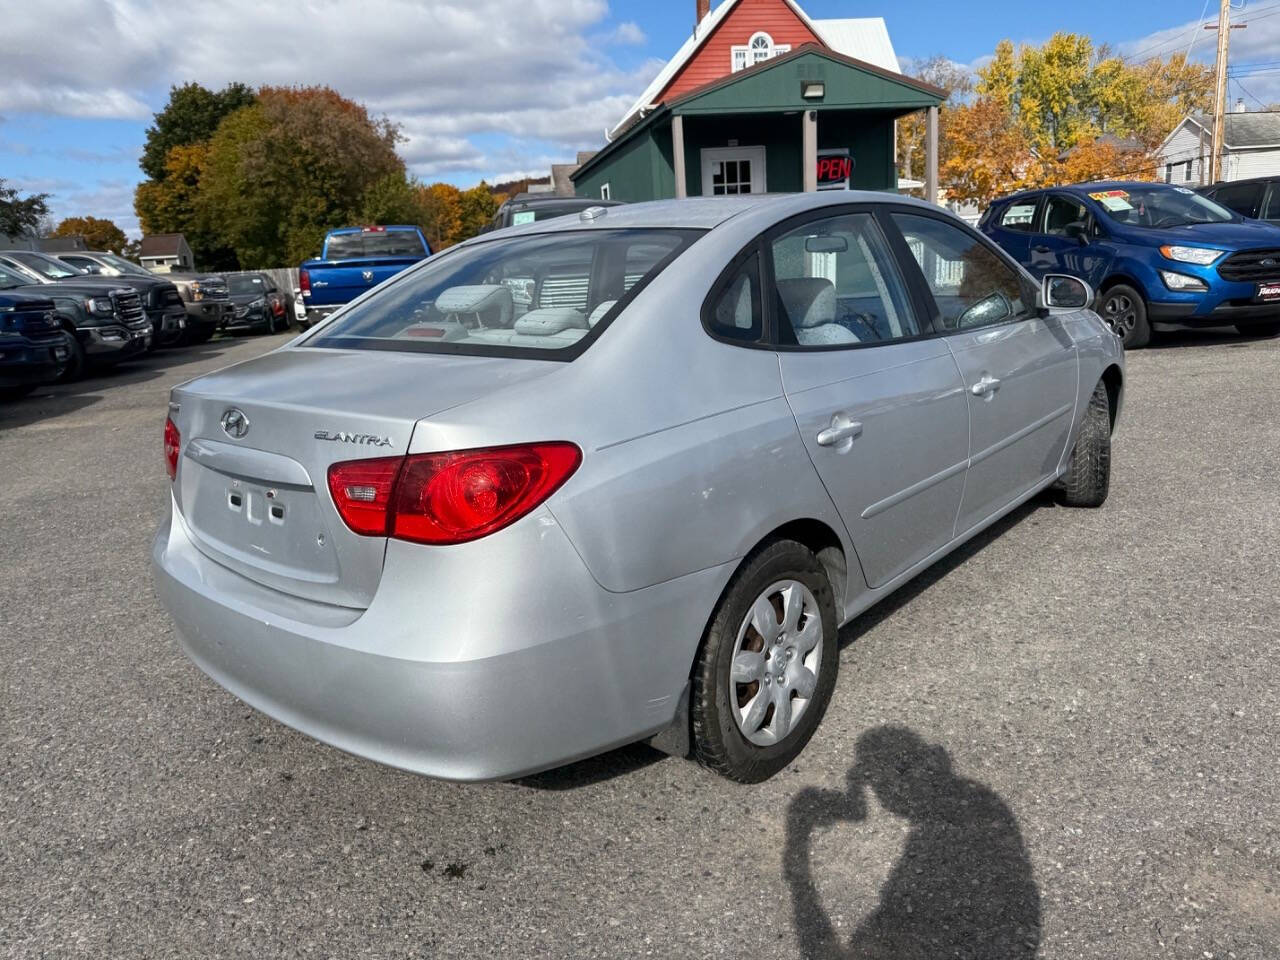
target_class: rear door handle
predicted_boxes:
[971,375,1002,397]
[816,415,863,447]
[1032,244,1052,253]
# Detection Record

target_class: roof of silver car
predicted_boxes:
[468,191,940,241]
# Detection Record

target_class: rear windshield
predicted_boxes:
[306,228,700,358]
[325,230,427,259]
[1089,185,1235,228]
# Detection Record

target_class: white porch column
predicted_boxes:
[925,105,939,205]
[672,114,687,199]
[803,110,818,192]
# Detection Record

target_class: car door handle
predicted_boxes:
[816,417,863,447]
[1032,244,1052,253]
[971,375,1002,397]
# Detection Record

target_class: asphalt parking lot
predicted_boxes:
[2,328,1278,959]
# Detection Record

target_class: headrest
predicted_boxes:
[513,308,589,335]
[435,285,513,321]
[776,277,836,329]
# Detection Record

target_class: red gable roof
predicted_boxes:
[657,0,822,102]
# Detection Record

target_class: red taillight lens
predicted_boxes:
[299,269,311,295]
[326,443,582,545]
[326,456,401,536]
[164,417,181,481]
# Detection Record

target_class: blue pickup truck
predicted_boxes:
[298,225,430,326]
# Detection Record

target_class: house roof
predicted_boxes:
[608,0,898,139]
[576,46,944,183]
[139,233,188,258]
[1181,111,1280,148]
[39,235,88,253]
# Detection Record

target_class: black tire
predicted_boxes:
[56,336,86,383]
[1098,283,1150,349]
[1056,379,1111,508]
[0,383,37,401]
[1234,319,1280,338]
[691,539,839,783]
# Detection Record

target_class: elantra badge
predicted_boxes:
[315,430,393,447]
[220,408,250,439]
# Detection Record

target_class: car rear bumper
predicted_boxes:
[152,504,729,781]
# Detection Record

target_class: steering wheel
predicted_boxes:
[1150,214,1182,228]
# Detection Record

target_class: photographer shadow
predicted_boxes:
[785,726,1041,959]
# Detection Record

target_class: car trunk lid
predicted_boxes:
[170,347,556,608]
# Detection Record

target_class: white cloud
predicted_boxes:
[604,21,647,46]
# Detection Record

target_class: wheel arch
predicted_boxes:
[1100,363,1123,432]
[1098,273,1147,300]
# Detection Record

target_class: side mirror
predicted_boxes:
[1040,274,1092,312]
[1064,221,1088,245]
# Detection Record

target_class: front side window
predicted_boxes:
[770,212,919,347]
[1042,196,1090,236]
[1211,182,1265,220]
[308,228,699,358]
[97,252,150,276]
[894,213,1028,331]
[998,201,1038,232]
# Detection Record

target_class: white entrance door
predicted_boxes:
[701,146,767,196]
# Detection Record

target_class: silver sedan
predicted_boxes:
[153,193,1124,783]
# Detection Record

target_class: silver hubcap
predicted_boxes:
[729,580,823,747]
[1103,293,1137,338]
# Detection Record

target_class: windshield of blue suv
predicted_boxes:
[306,228,700,358]
[1089,185,1236,229]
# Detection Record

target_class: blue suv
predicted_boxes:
[980,181,1280,347]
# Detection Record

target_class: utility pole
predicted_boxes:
[1207,0,1245,184]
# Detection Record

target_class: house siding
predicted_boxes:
[1227,147,1280,181]
[659,0,821,102]
[1160,122,1207,184]
[573,125,672,203]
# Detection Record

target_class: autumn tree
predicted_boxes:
[941,98,1041,207]
[456,182,499,241]
[0,179,49,237]
[134,143,238,269]
[140,82,256,181]
[198,86,405,266]
[51,216,127,252]
[898,56,974,186]
[419,182,463,250]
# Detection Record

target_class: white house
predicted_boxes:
[139,233,194,273]
[1158,108,1280,186]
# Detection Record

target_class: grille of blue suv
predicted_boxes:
[1218,248,1280,283]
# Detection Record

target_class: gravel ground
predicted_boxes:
[2,328,1278,959]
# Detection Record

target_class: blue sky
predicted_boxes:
[4,0,1277,239]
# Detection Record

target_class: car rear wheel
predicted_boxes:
[1099,283,1150,349]
[691,540,838,783]
[1055,379,1111,508]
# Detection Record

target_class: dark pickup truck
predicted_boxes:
[298,225,430,326]
[0,288,70,399]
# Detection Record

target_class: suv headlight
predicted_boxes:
[1159,245,1224,265]
[84,296,115,316]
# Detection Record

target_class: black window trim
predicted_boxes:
[885,204,1042,335]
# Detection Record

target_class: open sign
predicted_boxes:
[816,149,853,190]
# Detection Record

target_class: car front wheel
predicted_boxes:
[1098,283,1150,349]
[691,540,839,783]
[1056,379,1112,508]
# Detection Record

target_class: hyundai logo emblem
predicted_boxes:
[220,408,250,439]
[362,270,374,282]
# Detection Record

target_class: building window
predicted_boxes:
[600,183,612,200]
[1184,161,1193,182]
[1164,163,1172,183]
[731,32,790,72]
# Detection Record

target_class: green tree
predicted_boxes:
[0,179,49,237]
[360,173,426,226]
[199,86,405,266]
[140,82,256,181]
[456,182,499,241]
[51,215,128,251]
[134,143,238,269]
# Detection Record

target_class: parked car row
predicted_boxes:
[978,178,1280,348]
[0,248,299,399]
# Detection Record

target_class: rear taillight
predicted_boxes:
[164,417,181,481]
[327,443,581,545]
[299,268,311,297]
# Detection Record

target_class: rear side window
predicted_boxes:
[1213,182,1265,219]
[308,228,699,358]
[325,230,428,259]
[705,252,763,342]
[998,201,1038,232]
[893,213,1028,331]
